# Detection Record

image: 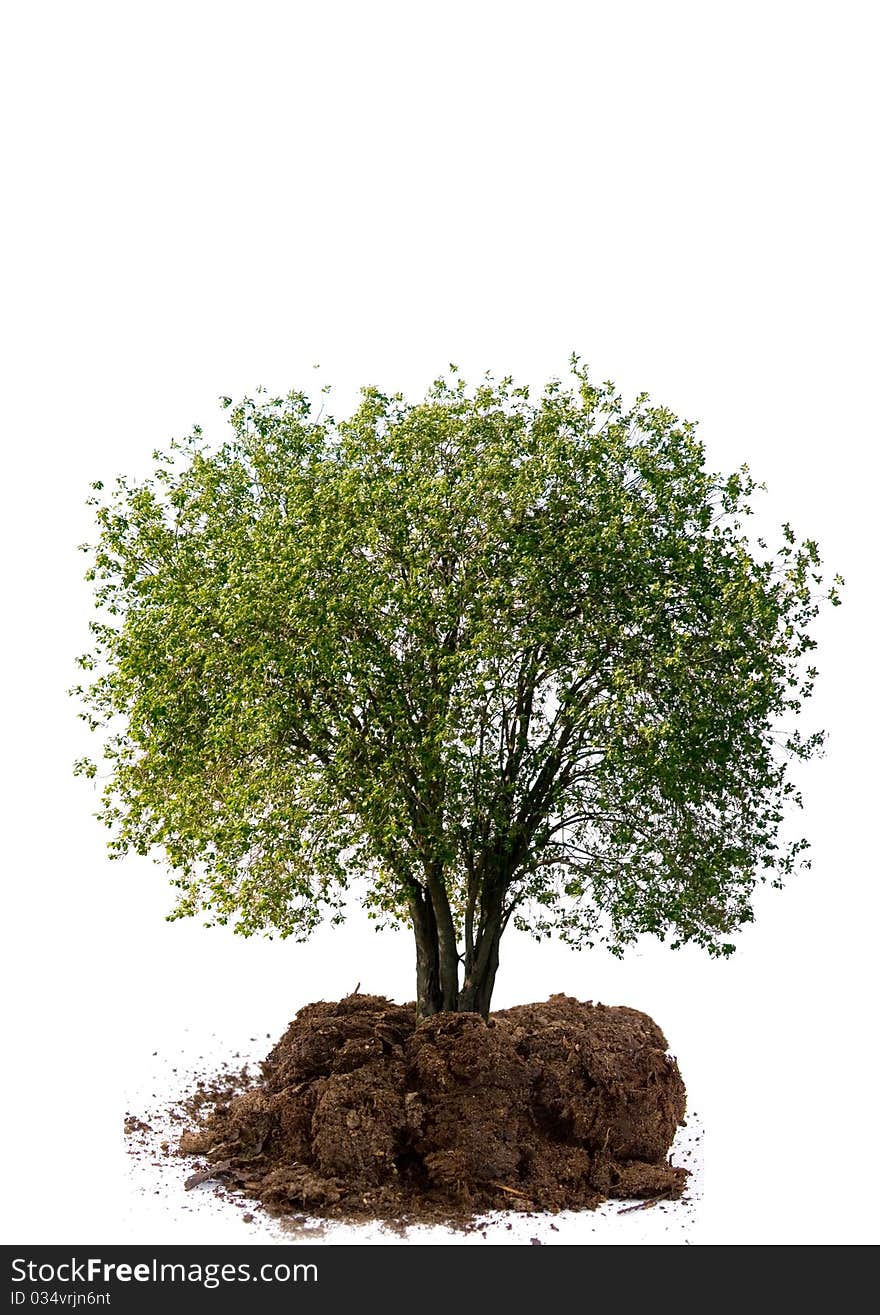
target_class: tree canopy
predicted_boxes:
[74,362,841,1014]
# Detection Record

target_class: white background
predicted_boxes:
[1,0,878,1246]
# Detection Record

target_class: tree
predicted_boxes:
[73,362,842,1017]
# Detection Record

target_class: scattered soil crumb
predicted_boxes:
[177,993,688,1224]
[124,1116,152,1135]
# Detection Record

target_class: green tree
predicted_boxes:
[74,363,841,1016]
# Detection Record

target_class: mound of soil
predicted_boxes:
[179,993,687,1220]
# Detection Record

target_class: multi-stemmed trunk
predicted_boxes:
[410,884,458,1015]
[409,871,506,1019]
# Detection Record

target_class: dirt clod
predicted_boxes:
[124,1116,152,1135]
[179,993,687,1221]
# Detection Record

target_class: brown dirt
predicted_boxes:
[178,993,688,1221]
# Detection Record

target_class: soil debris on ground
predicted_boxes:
[177,993,688,1222]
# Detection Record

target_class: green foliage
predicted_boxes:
[73,361,840,962]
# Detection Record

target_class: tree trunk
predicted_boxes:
[409,888,442,1017]
[458,880,504,1019]
[472,922,501,1018]
[411,875,505,1019]
[425,865,460,1012]
[410,875,460,1016]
